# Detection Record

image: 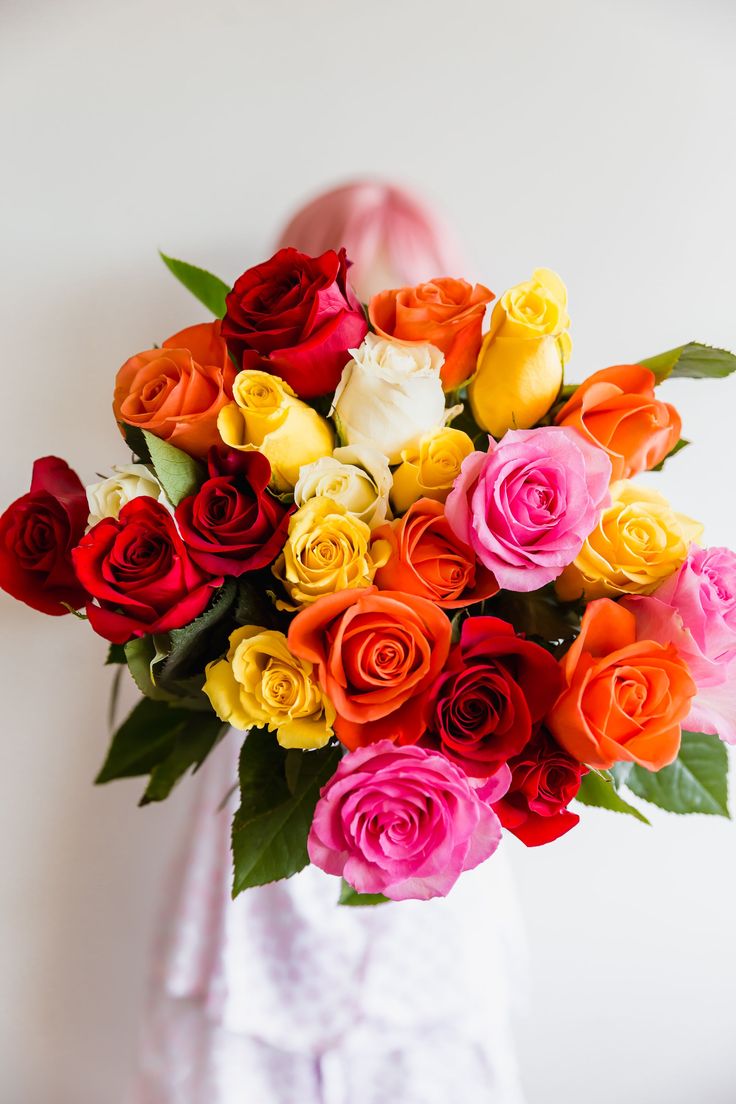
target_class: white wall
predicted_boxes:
[1,1,735,1102]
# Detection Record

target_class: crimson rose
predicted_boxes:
[73,497,221,643]
[0,456,89,615]
[176,447,292,576]
[423,616,564,787]
[221,247,368,399]
[492,728,584,846]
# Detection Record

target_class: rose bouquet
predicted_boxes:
[2,247,735,903]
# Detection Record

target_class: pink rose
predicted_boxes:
[308,741,502,901]
[622,546,736,744]
[445,427,611,592]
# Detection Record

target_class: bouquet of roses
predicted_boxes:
[2,246,734,903]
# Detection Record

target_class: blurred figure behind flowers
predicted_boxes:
[128,181,527,1104]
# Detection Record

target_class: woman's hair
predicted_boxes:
[275,180,463,301]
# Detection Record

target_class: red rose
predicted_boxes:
[73,497,221,643]
[176,447,292,576]
[0,456,89,615]
[423,616,564,784]
[221,247,369,399]
[492,728,584,847]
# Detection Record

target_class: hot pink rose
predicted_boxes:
[445,427,611,592]
[622,546,736,744]
[308,741,502,901]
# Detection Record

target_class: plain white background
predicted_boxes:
[1,1,735,1101]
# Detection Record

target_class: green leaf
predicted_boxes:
[156,579,237,684]
[232,731,341,895]
[159,252,230,318]
[651,437,690,471]
[576,771,651,824]
[105,643,127,665]
[445,395,488,447]
[640,342,736,383]
[95,697,195,783]
[125,636,179,702]
[142,431,206,507]
[486,586,582,652]
[121,423,151,463]
[338,880,390,907]
[140,713,226,805]
[625,731,730,817]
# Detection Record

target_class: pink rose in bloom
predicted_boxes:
[445,427,611,592]
[308,741,502,901]
[622,546,736,744]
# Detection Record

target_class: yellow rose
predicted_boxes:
[556,480,703,601]
[203,625,335,749]
[468,268,571,437]
[217,369,334,493]
[272,496,389,610]
[390,426,475,514]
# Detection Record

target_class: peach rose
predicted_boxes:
[288,586,451,751]
[555,364,682,480]
[546,598,696,771]
[113,321,236,459]
[372,498,498,608]
[368,277,494,391]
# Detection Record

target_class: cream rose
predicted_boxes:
[294,445,392,528]
[86,464,171,528]
[331,333,450,464]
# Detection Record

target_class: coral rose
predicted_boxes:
[546,598,697,770]
[288,586,451,751]
[113,321,235,460]
[555,364,682,480]
[369,276,494,391]
[308,741,502,901]
[422,616,564,786]
[372,498,498,608]
[0,457,89,616]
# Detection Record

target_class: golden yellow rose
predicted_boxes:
[555,481,703,601]
[203,625,335,749]
[468,268,571,437]
[217,369,334,493]
[390,426,475,514]
[272,496,389,610]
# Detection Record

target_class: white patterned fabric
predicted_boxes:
[127,730,527,1104]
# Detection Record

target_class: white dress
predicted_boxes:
[128,730,527,1104]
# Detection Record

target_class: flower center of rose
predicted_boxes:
[262,661,299,710]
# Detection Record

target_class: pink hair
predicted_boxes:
[275,180,464,301]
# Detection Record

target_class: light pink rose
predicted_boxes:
[308,741,502,901]
[622,546,736,744]
[445,427,611,592]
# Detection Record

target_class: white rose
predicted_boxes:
[86,464,171,528]
[331,334,449,464]
[294,445,393,528]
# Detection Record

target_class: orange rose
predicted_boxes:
[288,586,451,751]
[555,364,681,481]
[546,598,696,770]
[372,498,498,608]
[368,277,494,391]
[113,321,236,459]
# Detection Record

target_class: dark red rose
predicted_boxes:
[176,447,293,575]
[492,728,584,846]
[72,497,221,643]
[423,616,564,785]
[221,247,369,399]
[0,456,89,615]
